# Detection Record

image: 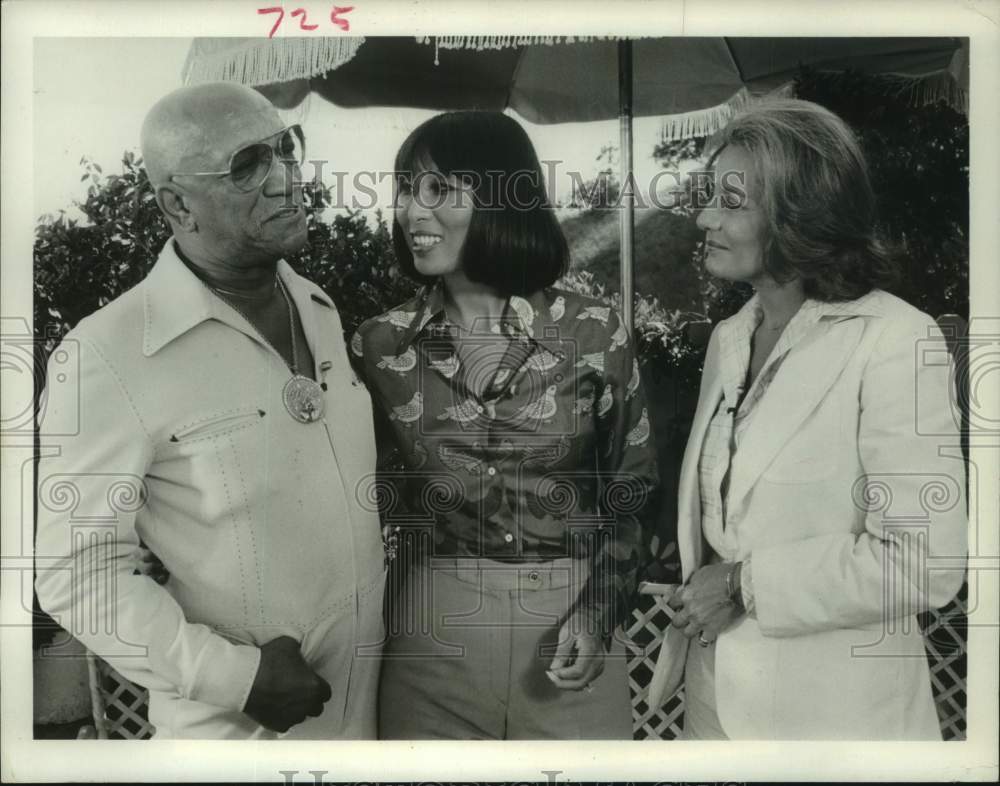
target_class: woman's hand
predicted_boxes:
[547,613,606,691]
[667,562,743,644]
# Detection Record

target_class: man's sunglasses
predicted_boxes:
[169,124,306,192]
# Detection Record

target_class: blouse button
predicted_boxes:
[487,466,497,477]
[476,405,484,414]
[504,533,514,543]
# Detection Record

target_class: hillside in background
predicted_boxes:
[559,202,705,313]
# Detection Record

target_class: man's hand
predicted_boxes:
[546,614,606,691]
[667,562,743,644]
[135,543,170,585]
[243,636,332,733]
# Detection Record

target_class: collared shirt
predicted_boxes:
[35,240,385,738]
[352,282,661,635]
[698,292,882,606]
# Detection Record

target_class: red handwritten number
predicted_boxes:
[330,6,354,31]
[260,4,353,36]
[290,8,319,31]
[258,7,284,39]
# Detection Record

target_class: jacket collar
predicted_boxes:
[392,280,564,355]
[142,239,333,357]
[727,288,885,332]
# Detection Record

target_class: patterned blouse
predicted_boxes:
[351,281,661,636]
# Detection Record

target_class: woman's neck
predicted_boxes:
[754,275,806,330]
[442,272,507,334]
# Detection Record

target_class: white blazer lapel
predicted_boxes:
[725,317,867,509]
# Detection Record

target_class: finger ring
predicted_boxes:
[697,633,711,648]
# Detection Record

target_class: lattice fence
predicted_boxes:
[625,590,685,739]
[86,652,155,739]
[921,582,969,741]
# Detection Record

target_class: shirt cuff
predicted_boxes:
[741,558,756,616]
[187,635,262,712]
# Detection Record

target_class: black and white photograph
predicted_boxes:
[2,0,998,782]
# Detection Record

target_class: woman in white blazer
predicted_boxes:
[653,99,967,739]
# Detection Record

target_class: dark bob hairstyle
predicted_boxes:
[391,111,569,295]
[706,98,898,301]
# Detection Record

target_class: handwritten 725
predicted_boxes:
[258,6,355,38]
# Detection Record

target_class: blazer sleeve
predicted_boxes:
[750,313,968,637]
[34,336,261,711]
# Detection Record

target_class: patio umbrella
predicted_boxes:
[183,35,968,329]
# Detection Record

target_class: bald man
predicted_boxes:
[35,83,385,739]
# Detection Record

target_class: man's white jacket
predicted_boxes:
[35,241,385,738]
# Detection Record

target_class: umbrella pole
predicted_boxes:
[617,40,635,333]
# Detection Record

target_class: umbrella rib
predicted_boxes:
[723,38,747,84]
[504,45,530,114]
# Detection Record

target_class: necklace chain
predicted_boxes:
[210,277,298,374]
[210,278,278,303]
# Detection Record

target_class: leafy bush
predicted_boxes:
[34,153,167,354]
[556,269,710,389]
[280,198,416,339]
[794,67,969,319]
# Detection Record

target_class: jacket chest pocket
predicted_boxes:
[167,407,267,444]
[154,407,270,517]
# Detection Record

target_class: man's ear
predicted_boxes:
[157,184,197,232]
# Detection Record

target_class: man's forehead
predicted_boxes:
[199,106,283,156]
[141,83,285,186]
[160,86,281,164]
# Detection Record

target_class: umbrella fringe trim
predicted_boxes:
[180,38,968,119]
[825,70,969,114]
[416,35,627,66]
[658,88,755,143]
[659,71,966,141]
[182,37,365,87]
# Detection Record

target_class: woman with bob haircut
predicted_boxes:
[650,98,967,739]
[351,111,662,739]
